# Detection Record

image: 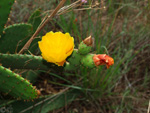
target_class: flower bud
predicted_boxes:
[83,35,93,47]
[78,36,94,55]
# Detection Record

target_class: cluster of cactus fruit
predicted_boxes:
[0,0,114,101]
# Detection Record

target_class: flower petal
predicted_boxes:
[38,31,74,66]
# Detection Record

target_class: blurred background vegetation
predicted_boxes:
[4,0,150,112]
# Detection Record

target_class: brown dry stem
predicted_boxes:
[19,0,67,54]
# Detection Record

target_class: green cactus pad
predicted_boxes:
[27,9,42,54]
[28,9,41,32]
[6,89,81,113]
[68,50,81,65]
[0,0,15,35]
[0,65,39,100]
[0,23,33,53]
[64,62,76,71]
[0,53,56,71]
[78,42,92,55]
[22,70,40,84]
[65,49,82,71]
[80,54,95,68]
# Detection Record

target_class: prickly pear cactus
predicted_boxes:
[80,54,95,68]
[78,42,92,55]
[0,0,15,35]
[0,53,54,71]
[28,9,41,32]
[0,23,32,53]
[78,35,93,55]
[0,2,42,100]
[0,65,40,100]
[0,1,114,110]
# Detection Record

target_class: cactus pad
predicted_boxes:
[0,65,40,100]
[81,54,95,68]
[78,42,92,55]
[0,0,15,35]
[28,9,41,32]
[0,53,56,71]
[0,23,32,53]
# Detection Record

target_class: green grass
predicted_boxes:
[1,0,150,112]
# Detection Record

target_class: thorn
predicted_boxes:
[3,31,5,34]
[37,90,41,96]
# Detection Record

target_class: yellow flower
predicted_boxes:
[38,31,74,66]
